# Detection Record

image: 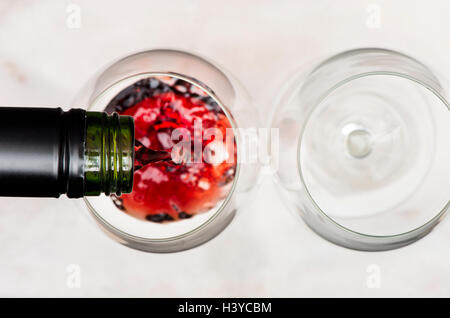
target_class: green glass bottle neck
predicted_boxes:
[84,112,134,196]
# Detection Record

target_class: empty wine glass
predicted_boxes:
[73,49,260,253]
[272,48,450,251]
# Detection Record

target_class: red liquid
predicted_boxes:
[106,76,236,222]
[134,141,173,171]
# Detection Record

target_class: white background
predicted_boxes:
[0,0,449,297]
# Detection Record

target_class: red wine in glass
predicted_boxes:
[106,76,236,223]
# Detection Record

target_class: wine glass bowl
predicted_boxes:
[73,49,260,253]
[272,48,450,251]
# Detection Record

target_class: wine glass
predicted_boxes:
[272,48,450,251]
[73,49,260,253]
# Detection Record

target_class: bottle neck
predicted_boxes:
[83,112,134,196]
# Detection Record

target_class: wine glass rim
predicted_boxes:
[296,69,450,240]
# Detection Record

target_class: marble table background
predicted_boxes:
[0,0,449,297]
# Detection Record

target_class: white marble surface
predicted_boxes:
[0,0,449,297]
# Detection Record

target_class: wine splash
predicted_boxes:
[134,141,173,171]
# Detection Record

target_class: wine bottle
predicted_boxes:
[0,107,134,198]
